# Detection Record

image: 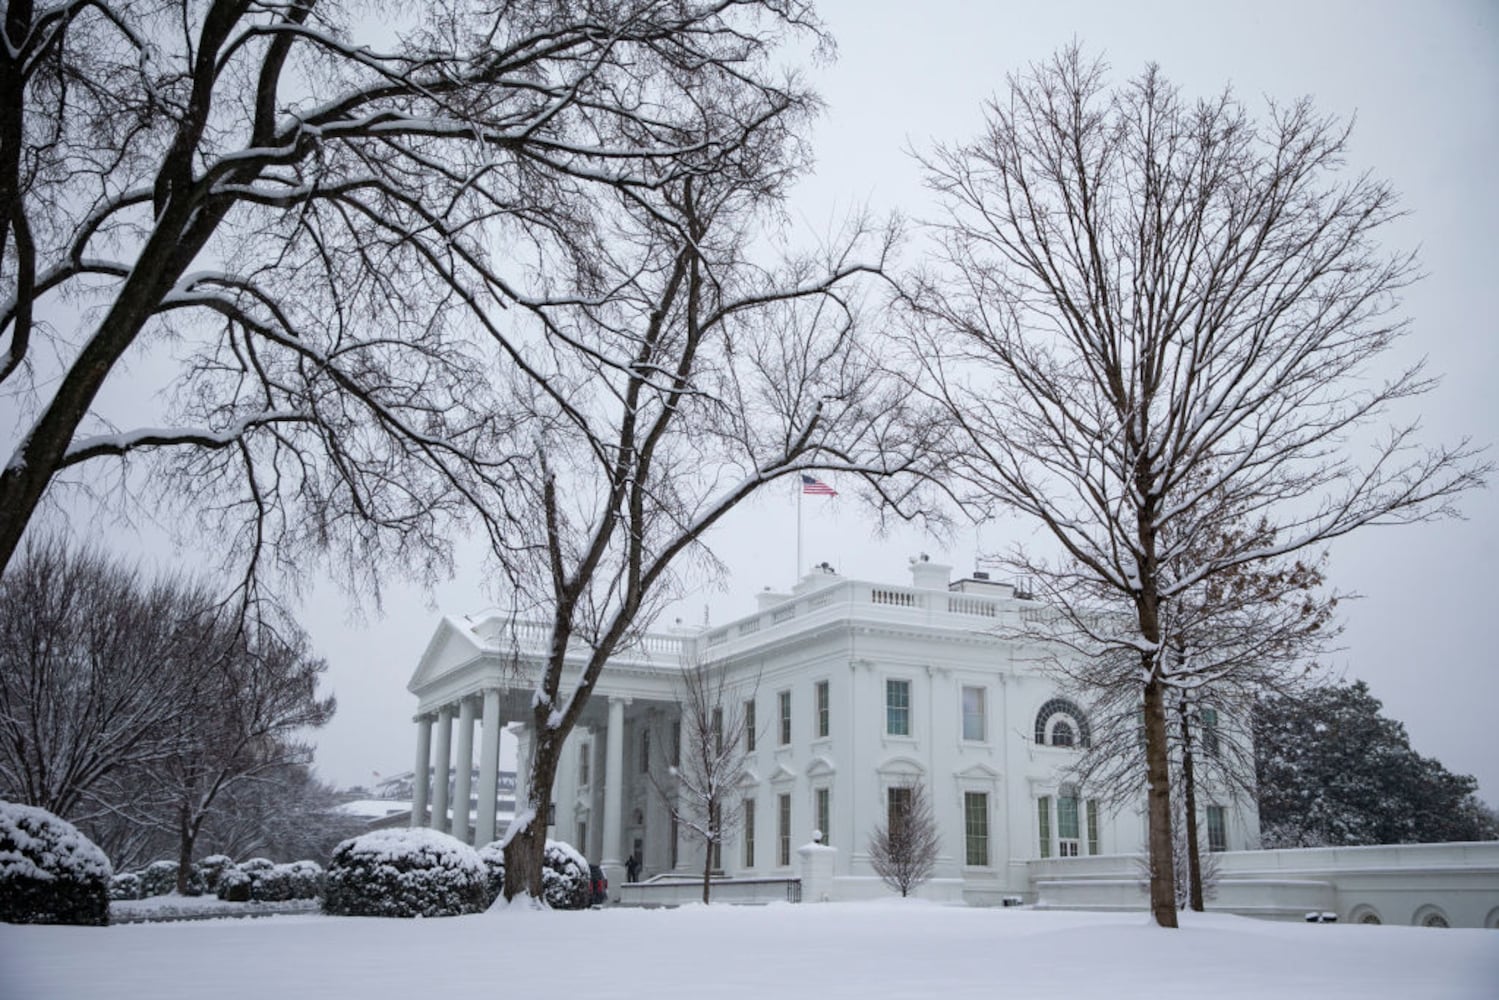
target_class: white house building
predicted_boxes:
[406,557,1258,905]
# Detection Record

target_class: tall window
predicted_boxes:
[745,698,756,751]
[964,791,989,866]
[671,720,682,767]
[578,743,590,786]
[961,686,986,741]
[886,785,913,831]
[577,820,588,855]
[1201,707,1220,757]
[640,728,650,773]
[1057,787,1081,856]
[886,679,911,736]
[778,793,792,866]
[1038,795,1052,858]
[1086,799,1100,855]
[815,787,830,846]
[1207,805,1227,853]
[743,798,756,868]
[778,690,792,745]
[670,815,679,869]
[711,706,724,755]
[815,680,830,738]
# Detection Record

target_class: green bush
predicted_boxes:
[0,801,111,926]
[322,829,487,918]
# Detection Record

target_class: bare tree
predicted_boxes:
[904,47,1489,926]
[653,659,754,903]
[0,535,217,815]
[493,65,933,900]
[0,535,333,886]
[145,610,335,893]
[0,0,838,602]
[867,781,940,898]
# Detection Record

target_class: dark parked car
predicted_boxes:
[589,864,608,906]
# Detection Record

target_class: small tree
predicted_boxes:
[655,661,754,903]
[867,782,940,898]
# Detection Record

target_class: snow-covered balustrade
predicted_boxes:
[1029,842,1499,927]
[616,874,802,907]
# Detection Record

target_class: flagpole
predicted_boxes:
[796,477,803,585]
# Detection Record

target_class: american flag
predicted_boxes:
[801,474,838,497]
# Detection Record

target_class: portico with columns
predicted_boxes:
[407,617,690,885]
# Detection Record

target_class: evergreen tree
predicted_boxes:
[1254,681,1496,846]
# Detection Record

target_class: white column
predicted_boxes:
[411,714,433,828]
[431,704,454,833]
[452,698,477,843]
[602,696,627,878]
[476,689,502,846]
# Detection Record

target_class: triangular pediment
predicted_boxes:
[956,761,1003,782]
[875,754,925,779]
[769,762,797,785]
[408,616,485,694]
[736,768,761,788]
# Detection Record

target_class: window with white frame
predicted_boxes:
[671,719,681,767]
[641,728,650,773]
[578,743,590,786]
[886,678,911,736]
[961,686,986,741]
[1057,786,1081,856]
[743,797,756,868]
[886,785,913,831]
[778,793,792,866]
[710,801,722,870]
[1037,795,1052,858]
[815,787,830,846]
[964,791,989,866]
[712,706,723,755]
[745,698,756,751]
[1206,804,1227,853]
[670,814,679,868]
[1201,707,1220,757]
[576,820,587,854]
[778,690,792,745]
[815,680,830,739]
[1087,799,1100,855]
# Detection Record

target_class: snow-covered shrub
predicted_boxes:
[197,855,235,893]
[248,860,322,901]
[0,801,112,926]
[284,860,323,900]
[138,859,179,897]
[109,872,142,901]
[477,841,506,904]
[216,866,252,902]
[541,840,590,911]
[322,829,487,918]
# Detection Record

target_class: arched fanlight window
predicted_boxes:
[1034,698,1091,748]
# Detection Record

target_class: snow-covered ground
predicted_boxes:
[2,901,1494,999]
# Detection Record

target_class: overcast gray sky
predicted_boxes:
[25,1,1491,803]
[299,0,1497,799]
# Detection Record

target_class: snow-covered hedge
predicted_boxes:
[197,854,235,894]
[542,840,591,910]
[216,866,252,902]
[110,872,142,901]
[0,801,112,926]
[477,841,506,903]
[322,829,488,918]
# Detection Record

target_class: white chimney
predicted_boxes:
[909,554,951,590]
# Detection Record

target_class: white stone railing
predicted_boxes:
[616,873,801,906]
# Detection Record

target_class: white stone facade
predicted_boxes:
[407,559,1258,902]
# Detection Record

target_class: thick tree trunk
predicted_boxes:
[1180,705,1204,912]
[175,805,197,896]
[1142,675,1178,927]
[502,725,562,902]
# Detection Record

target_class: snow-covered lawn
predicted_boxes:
[2,901,1494,999]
